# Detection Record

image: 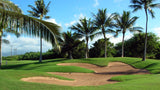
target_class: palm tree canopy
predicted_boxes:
[28,0,51,19]
[92,8,116,36]
[129,0,160,18]
[93,9,116,29]
[70,17,97,41]
[0,0,61,48]
[61,31,82,52]
[0,0,22,12]
[115,11,141,34]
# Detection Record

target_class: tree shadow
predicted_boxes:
[143,63,159,69]
[130,61,142,64]
[95,69,149,75]
[2,58,69,69]
[33,58,69,64]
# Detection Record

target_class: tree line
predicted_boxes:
[17,32,160,60]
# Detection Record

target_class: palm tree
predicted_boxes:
[70,17,97,59]
[28,0,51,62]
[129,0,160,61]
[0,0,60,68]
[61,31,82,59]
[93,8,115,58]
[115,11,142,57]
[0,0,22,68]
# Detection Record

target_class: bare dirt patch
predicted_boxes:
[21,62,150,86]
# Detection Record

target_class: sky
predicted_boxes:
[2,0,160,56]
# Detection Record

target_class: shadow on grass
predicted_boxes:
[2,58,69,70]
[33,58,69,64]
[130,61,142,64]
[95,69,149,75]
[143,63,159,69]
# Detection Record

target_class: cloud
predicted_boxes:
[2,35,52,56]
[65,20,77,27]
[45,18,62,26]
[152,27,160,36]
[74,13,85,19]
[89,33,133,47]
[93,0,99,7]
[65,13,85,27]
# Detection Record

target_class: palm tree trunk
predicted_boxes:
[104,37,107,58]
[0,33,2,69]
[122,32,125,57]
[142,9,148,61]
[69,51,73,59]
[102,27,107,58]
[39,16,43,63]
[85,37,89,59]
[39,31,42,63]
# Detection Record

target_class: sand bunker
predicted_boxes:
[21,62,150,86]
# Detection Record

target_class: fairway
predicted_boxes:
[1,57,160,90]
[21,62,149,86]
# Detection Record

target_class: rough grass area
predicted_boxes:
[0,57,160,90]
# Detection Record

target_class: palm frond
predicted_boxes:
[129,27,143,33]
[44,16,50,19]
[2,39,9,44]
[147,7,155,18]
[114,29,121,37]
[0,8,61,48]
[0,0,22,12]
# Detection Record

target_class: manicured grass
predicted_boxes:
[0,57,160,90]
[2,59,94,73]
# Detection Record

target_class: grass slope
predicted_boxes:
[0,57,160,90]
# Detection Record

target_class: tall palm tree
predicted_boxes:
[93,8,115,58]
[115,11,142,57]
[62,31,82,59]
[70,17,97,59]
[28,0,51,63]
[0,0,22,68]
[129,0,160,61]
[0,0,60,68]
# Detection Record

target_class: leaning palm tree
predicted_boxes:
[93,8,115,58]
[0,0,60,68]
[28,0,51,62]
[129,0,160,61]
[70,17,97,59]
[115,11,142,57]
[61,31,82,59]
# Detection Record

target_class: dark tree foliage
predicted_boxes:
[61,31,83,59]
[71,41,86,59]
[155,44,160,59]
[89,38,116,58]
[18,41,86,60]
[18,49,62,60]
[115,33,160,58]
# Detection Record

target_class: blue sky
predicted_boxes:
[2,0,160,56]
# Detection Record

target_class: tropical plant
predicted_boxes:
[89,38,116,58]
[0,0,60,68]
[2,34,9,44]
[61,31,82,59]
[70,17,97,59]
[71,41,86,59]
[155,44,160,59]
[28,0,51,62]
[93,8,115,58]
[115,11,142,57]
[115,33,160,58]
[129,0,160,61]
